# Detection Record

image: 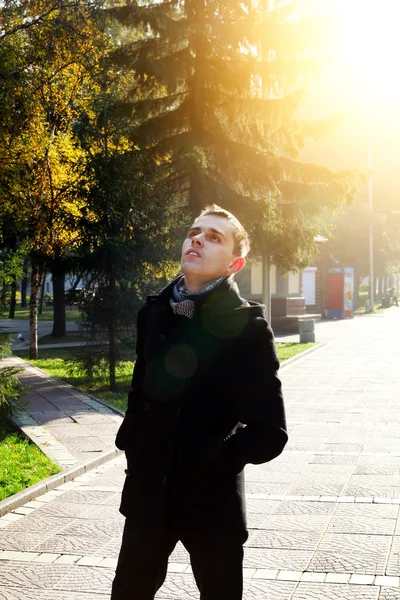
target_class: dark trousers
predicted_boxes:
[111,519,245,600]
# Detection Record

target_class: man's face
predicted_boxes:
[180,214,242,286]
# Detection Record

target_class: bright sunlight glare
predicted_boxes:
[330,0,400,114]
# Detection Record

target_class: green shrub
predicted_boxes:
[0,334,24,428]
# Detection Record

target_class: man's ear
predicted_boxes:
[226,257,245,275]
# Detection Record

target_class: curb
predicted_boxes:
[279,341,325,369]
[0,447,122,518]
[1,355,126,517]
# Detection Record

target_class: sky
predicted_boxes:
[297,0,400,195]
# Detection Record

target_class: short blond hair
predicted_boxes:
[198,204,250,257]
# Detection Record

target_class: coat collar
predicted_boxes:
[146,275,247,315]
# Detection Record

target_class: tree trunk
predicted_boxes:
[0,285,6,310]
[29,262,44,360]
[262,253,272,323]
[8,275,17,319]
[354,272,360,310]
[108,274,117,392]
[383,276,389,296]
[20,259,28,308]
[38,270,46,315]
[52,270,66,337]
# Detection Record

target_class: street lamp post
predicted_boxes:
[368,140,374,310]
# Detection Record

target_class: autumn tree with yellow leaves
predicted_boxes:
[0,0,109,357]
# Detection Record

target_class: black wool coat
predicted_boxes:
[116,277,288,536]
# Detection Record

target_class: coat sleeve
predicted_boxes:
[217,317,288,474]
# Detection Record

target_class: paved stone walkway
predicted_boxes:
[2,356,123,471]
[1,308,400,598]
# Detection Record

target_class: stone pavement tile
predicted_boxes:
[35,534,111,556]
[273,501,336,516]
[69,413,115,425]
[245,499,282,514]
[0,533,48,552]
[74,504,123,521]
[259,515,332,533]
[346,476,400,496]
[308,550,388,576]
[246,481,294,495]
[375,576,400,587]
[350,574,376,584]
[45,426,96,439]
[385,537,400,575]
[24,399,57,412]
[97,557,117,569]
[310,454,359,465]
[59,518,124,539]
[288,479,347,497]
[157,573,297,600]
[301,572,326,582]
[56,437,108,452]
[285,443,325,452]
[54,555,83,565]
[244,548,313,570]
[155,573,198,598]
[311,532,392,576]
[292,583,379,599]
[169,541,189,563]
[0,587,44,600]
[53,566,114,594]
[247,529,321,551]
[75,556,106,567]
[82,423,120,436]
[301,463,356,476]
[4,514,71,536]
[335,503,398,520]
[89,539,120,558]
[0,562,73,590]
[344,475,400,498]
[40,593,110,600]
[33,413,75,426]
[79,473,125,489]
[327,516,396,536]
[246,471,299,485]
[320,443,366,453]
[32,553,61,563]
[244,579,297,599]
[52,490,119,505]
[32,502,100,520]
[379,589,400,599]
[356,459,400,476]
[248,513,269,527]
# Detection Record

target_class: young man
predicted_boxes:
[112,205,288,600]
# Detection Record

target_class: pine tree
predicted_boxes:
[110,0,355,268]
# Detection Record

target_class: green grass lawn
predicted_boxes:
[0,424,60,501]
[14,341,315,413]
[276,341,315,361]
[0,306,82,323]
[14,348,131,411]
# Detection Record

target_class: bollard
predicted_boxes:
[299,319,315,343]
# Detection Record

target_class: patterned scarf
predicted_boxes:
[169,276,226,318]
